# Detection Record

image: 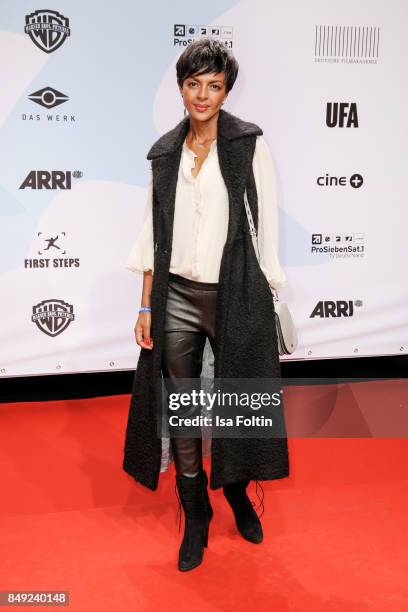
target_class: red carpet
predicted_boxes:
[0,381,407,611]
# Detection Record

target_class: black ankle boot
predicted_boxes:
[223,479,264,544]
[175,469,213,571]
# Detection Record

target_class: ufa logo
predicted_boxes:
[32,299,75,337]
[19,170,83,190]
[326,102,358,127]
[24,10,70,53]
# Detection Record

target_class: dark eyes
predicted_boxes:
[188,82,221,90]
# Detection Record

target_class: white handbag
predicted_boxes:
[244,189,298,355]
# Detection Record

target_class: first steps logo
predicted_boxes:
[25,231,81,269]
[32,299,75,337]
[25,10,70,53]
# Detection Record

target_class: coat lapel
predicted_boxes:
[146,108,263,160]
[146,109,263,246]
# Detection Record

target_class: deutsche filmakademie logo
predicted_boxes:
[314,25,380,64]
[28,87,69,109]
[32,299,75,337]
[25,10,70,53]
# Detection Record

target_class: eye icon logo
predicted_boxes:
[24,10,70,54]
[32,299,75,337]
[28,87,69,109]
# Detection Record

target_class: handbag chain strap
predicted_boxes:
[244,189,279,301]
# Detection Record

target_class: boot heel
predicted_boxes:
[223,479,264,544]
[175,469,212,571]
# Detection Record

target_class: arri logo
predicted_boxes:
[310,300,363,318]
[24,10,70,53]
[28,87,69,109]
[326,102,358,127]
[19,170,83,190]
[31,299,75,337]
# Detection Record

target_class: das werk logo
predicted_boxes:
[19,170,83,190]
[25,10,70,53]
[32,299,75,337]
[28,87,69,109]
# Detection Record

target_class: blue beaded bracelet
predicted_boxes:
[139,306,152,313]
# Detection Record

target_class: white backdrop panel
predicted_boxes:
[0,0,407,377]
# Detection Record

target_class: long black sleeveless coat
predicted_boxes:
[122,108,290,491]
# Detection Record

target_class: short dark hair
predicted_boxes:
[176,38,239,94]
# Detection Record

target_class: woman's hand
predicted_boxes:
[135,311,154,349]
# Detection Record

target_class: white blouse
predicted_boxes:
[125,134,286,290]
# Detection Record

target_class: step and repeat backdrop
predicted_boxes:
[0,0,407,377]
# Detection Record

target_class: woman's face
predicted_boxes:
[180,71,227,121]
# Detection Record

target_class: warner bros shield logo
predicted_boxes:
[25,10,71,54]
[32,299,75,337]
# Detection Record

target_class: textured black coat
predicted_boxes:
[123,108,290,491]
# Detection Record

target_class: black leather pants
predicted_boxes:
[162,272,218,478]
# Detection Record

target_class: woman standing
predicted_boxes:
[123,38,290,571]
